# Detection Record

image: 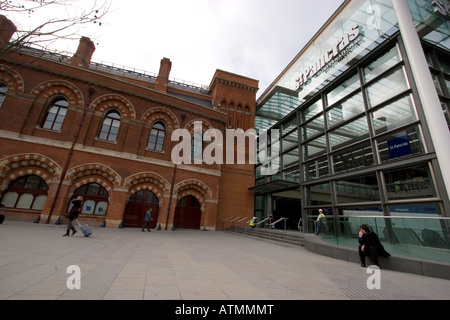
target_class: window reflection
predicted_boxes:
[363,45,401,83]
[329,116,369,150]
[333,141,374,174]
[303,135,327,161]
[302,115,324,140]
[327,72,360,106]
[327,92,365,128]
[366,67,409,108]
[384,164,436,200]
[371,95,417,134]
[336,173,380,204]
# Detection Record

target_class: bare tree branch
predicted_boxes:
[0,0,111,56]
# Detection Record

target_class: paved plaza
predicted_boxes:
[0,220,449,301]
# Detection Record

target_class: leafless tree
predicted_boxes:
[0,0,111,56]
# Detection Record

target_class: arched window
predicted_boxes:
[68,183,109,216]
[0,175,49,210]
[99,110,121,142]
[43,98,69,131]
[148,122,166,151]
[0,84,7,109]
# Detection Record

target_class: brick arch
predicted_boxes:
[0,64,25,93]
[174,179,213,200]
[90,94,136,120]
[124,172,171,200]
[141,107,179,131]
[176,189,205,213]
[66,164,122,193]
[0,154,61,193]
[184,119,214,133]
[30,80,84,107]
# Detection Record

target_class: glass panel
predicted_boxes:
[327,92,365,128]
[305,182,332,205]
[437,55,450,74]
[282,148,299,169]
[332,141,374,174]
[327,73,360,106]
[0,84,7,108]
[432,74,443,95]
[302,115,324,140]
[16,194,34,209]
[338,206,384,238]
[32,195,47,210]
[363,45,401,83]
[1,192,18,208]
[377,126,424,163]
[24,175,42,189]
[87,183,101,196]
[336,173,380,204]
[281,132,298,151]
[282,116,298,135]
[82,200,95,214]
[371,95,417,134]
[384,164,436,200]
[283,166,301,183]
[302,99,323,122]
[304,156,329,180]
[303,135,327,161]
[366,67,409,108]
[95,201,108,215]
[329,116,369,150]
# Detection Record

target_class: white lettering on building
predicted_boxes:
[295,24,361,89]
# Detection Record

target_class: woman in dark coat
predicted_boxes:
[63,196,83,236]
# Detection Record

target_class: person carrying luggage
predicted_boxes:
[63,196,83,237]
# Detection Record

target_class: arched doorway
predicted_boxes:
[174,195,201,229]
[123,190,159,228]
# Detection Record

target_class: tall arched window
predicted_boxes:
[0,175,49,210]
[99,110,121,142]
[0,84,7,109]
[68,183,109,216]
[148,122,166,152]
[43,98,68,131]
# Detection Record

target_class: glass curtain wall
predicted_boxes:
[254,0,450,237]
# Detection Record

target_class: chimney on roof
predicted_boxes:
[70,37,96,68]
[154,57,172,92]
[0,15,17,49]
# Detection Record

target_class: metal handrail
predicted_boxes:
[272,217,289,230]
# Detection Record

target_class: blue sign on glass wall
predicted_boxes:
[388,136,412,159]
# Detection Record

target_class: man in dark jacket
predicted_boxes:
[358,224,390,267]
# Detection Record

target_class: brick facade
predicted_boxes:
[0,15,258,230]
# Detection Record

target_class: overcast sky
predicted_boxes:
[9,0,345,97]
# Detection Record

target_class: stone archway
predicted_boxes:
[123,189,160,228]
[173,195,201,230]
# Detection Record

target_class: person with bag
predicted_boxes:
[63,196,83,237]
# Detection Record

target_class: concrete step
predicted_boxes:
[227,226,305,247]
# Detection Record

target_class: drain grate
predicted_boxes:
[314,263,426,300]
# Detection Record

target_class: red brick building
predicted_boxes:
[0,16,258,230]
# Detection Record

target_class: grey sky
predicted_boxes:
[8,0,345,96]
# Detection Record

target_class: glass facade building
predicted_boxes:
[252,0,450,252]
